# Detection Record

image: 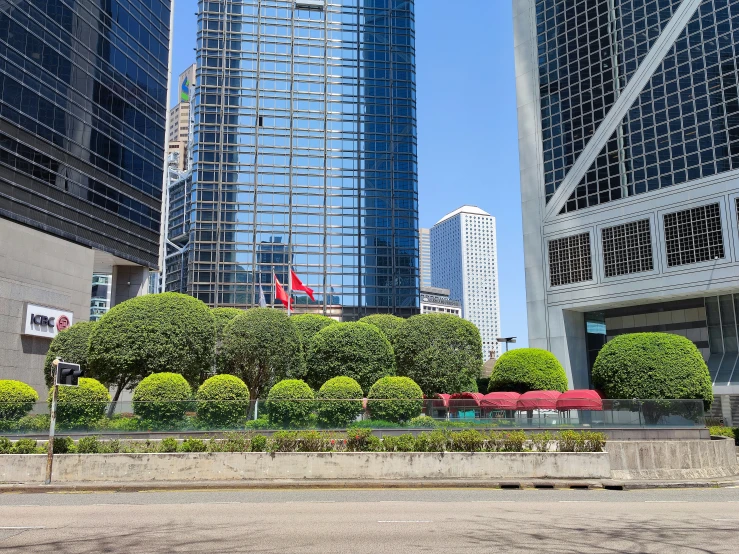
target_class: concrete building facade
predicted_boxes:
[420,286,462,316]
[430,206,501,361]
[514,0,739,417]
[419,228,432,289]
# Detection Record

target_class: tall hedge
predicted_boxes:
[43,321,97,388]
[220,308,305,400]
[212,308,243,373]
[291,314,338,347]
[51,378,110,429]
[488,348,568,393]
[316,376,364,427]
[393,313,483,396]
[132,372,192,423]
[87,293,215,400]
[196,374,250,428]
[305,322,395,391]
[266,379,314,427]
[367,376,423,423]
[0,380,39,421]
[592,333,713,409]
[358,314,405,346]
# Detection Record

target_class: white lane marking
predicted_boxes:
[471,500,515,503]
[644,501,686,503]
[558,500,600,503]
[378,521,432,523]
[0,527,45,530]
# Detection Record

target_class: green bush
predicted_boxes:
[212,308,243,373]
[0,437,12,454]
[244,417,271,430]
[77,436,103,454]
[295,430,332,452]
[13,438,38,454]
[159,438,179,453]
[266,379,314,427]
[345,428,382,452]
[488,348,568,393]
[179,438,207,453]
[88,293,215,396]
[0,380,39,421]
[408,415,436,428]
[315,377,364,428]
[17,414,49,433]
[382,433,416,452]
[709,426,736,445]
[501,431,527,452]
[530,431,553,452]
[394,314,483,396]
[250,434,267,452]
[133,373,192,424]
[291,314,338,347]
[51,378,110,429]
[414,430,448,452]
[367,376,423,423]
[220,308,305,400]
[449,430,486,452]
[592,333,713,409]
[196,374,250,428]
[43,321,97,388]
[358,314,405,346]
[305,322,395,392]
[50,436,75,454]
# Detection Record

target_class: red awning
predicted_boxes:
[449,392,484,406]
[432,393,450,408]
[517,390,561,410]
[556,389,603,411]
[481,392,520,410]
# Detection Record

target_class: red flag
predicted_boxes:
[290,269,315,301]
[274,274,291,312]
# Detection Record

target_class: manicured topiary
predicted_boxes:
[212,308,243,373]
[592,333,713,409]
[487,348,568,393]
[367,376,423,423]
[315,376,364,427]
[88,293,215,401]
[0,380,39,421]
[220,308,305,400]
[51,378,110,429]
[305,322,395,391]
[266,379,314,427]
[196,374,250,428]
[393,313,483,396]
[358,314,405,346]
[291,314,338,348]
[133,372,192,423]
[43,321,97,389]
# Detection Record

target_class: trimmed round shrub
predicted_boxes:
[196,374,250,428]
[394,314,483,396]
[305,322,394,391]
[367,376,423,423]
[266,379,314,427]
[592,333,713,409]
[213,308,243,373]
[51,378,110,429]
[0,380,39,421]
[220,308,305,400]
[488,348,568,393]
[316,376,364,427]
[43,321,97,389]
[88,293,215,392]
[358,314,405,346]
[133,372,192,423]
[291,314,338,347]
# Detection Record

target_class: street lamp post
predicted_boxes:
[496,336,517,352]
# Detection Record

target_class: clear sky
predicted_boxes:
[169,1,527,348]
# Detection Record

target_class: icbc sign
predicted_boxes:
[23,304,74,338]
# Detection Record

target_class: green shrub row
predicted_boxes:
[0,430,606,454]
[709,426,738,444]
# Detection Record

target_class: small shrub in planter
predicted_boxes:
[159,438,179,453]
[556,430,579,452]
[315,377,363,428]
[501,431,527,452]
[49,436,75,454]
[268,431,300,453]
[51,378,110,429]
[296,430,332,452]
[196,374,250,428]
[345,428,382,452]
[488,348,568,393]
[0,380,39,422]
[0,437,12,454]
[381,433,416,452]
[266,379,314,427]
[530,431,553,452]
[13,438,38,454]
[133,373,192,424]
[77,436,103,454]
[17,414,50,433]
[250,434,267,452]
[414,430,448,452]
[449,430,486,452]
[179,438,207,452]
[367,376,423,423]
[408,415,436,428]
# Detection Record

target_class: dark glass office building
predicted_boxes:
[172,0,419,318]
[0,0,170,267]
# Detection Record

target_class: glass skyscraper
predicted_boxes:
[173,0,418,318]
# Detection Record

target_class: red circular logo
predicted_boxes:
[56,316,70,331]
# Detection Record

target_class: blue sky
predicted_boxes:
[170,1,527,348]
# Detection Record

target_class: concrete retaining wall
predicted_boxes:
[0,452,611,483]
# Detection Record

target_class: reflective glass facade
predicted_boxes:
[0,0,170,267]
[181,0,419,317]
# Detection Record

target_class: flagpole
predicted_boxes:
[287,265,292,317]
[271,265,275,309]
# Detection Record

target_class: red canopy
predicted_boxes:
[481,392,520,410]
[556,389,603,411]
[432,393,450,408]
[449,392,484,406]
[517,390,561,410]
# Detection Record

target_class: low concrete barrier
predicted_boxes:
[0,452,611,483]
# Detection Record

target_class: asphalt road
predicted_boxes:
[1,488,738,553]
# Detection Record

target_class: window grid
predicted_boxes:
[602,218,654,277]
[548,232,593,286]
[664,203,725,267]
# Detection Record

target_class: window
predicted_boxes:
[664,203,724,267]
[602,219,653,277]
[548,233,593,287]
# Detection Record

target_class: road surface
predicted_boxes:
[1,488,738,552]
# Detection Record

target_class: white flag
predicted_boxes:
[258,285,267,308]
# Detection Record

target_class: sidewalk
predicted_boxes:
[2,477,738,493]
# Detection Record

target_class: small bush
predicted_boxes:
[581,431,607,453]
[101,439,121,454]
[50,436,75,454]
[13,438,38,454]
[449,430,486,452]
[408,415,436,428]
[250,435,267,452]
[214,432,250,453]
[414,430,448,452]
[0,437,13,453]
[159,438,179,453]
[501,431,527,452]
[346,428,382,452]
[347,419,403,429]
[488,348,568,393]
[367,377,423,423]
[0,380,39,421]
[133,373,192,424]
[296,430,332,452]
[196,374,250,428]
[244,417,272,430]
[77,436,102,454]
[52,378,110,429]
[709,426,735,440]
[315,377,364,428]
[291,314,338,347]
[382,433,416,452]
[530,431,553,452]
[556,430,579,452]
[17,414,50,433]
[268,431,300,453]
[179,438,207,452]
[266,380,314,427]
[357,314,405,346]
